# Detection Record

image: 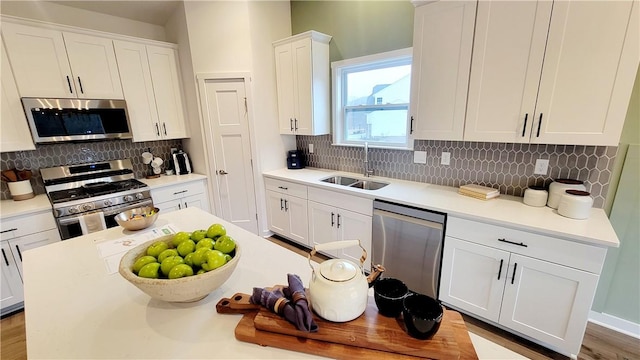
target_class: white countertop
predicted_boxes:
[139,173,207,189]
[23,207,526,360]
[0,194,52,219]
[264,168,619,248]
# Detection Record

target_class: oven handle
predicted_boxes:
[57,200,153,226]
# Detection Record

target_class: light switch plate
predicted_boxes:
[309,144,314,154]
[441,152,451,166]
[534,159,549,175]
[413,151,427,164]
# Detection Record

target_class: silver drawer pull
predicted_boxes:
[173,190,188,195]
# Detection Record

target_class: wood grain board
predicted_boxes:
[234,297,478,359]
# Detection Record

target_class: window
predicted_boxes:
[332,48,412,149]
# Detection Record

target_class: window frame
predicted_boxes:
[331,47,413,150]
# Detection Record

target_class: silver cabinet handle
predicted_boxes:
[15,245,22,262]
[284,199,288,211]
[2,249,9,266]
[163,122,167,135]
[77,76,84,93]
[290,118,293,131]
[0,228,17,234]
[218,170,228,175]
[155,123,160,137]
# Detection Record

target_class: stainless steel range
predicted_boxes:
[41,159,152,240]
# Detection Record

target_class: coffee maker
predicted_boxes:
[287,150,305,169]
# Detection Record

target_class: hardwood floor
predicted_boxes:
[2,236,638,360]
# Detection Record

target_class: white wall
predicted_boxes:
[175,0,294,236]
[0,1,166,41]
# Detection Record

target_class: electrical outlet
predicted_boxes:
[441,152,451,166]
[534,159,549,175]
[309,144,314,154]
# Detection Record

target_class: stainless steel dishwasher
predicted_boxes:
[372,200,446,299]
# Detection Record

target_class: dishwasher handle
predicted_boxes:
[373,209,443,230]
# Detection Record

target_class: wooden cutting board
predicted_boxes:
[235,297,478,359]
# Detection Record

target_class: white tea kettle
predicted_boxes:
[307,240,384,322]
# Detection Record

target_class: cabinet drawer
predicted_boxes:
[1,211,57,241]
[308,187,372,216]
[446,217,606,274]
[265,178,307,199]
[151,181,205,204]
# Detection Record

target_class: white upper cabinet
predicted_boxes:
[2,22,123,99]
[1,38,35,152]
[409,1,477,141]
[114,41,187,141]
[274,31,331,135]
[464,1,639,146]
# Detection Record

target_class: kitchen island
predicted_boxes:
[23,207,524,359]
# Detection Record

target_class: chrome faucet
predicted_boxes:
[364,142,374,177]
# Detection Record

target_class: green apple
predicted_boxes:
[201,250,226,271]
[191,247,211,267]
[132,255,157,273]
[168,264,194,279]
[196,269,206,275]
[184,252,195,267]
[177,239,196,257]
[214,235,236,254]
[160,255,184,276]
[157,249,179,263]
[146,241,169,258]
[196,238,215,250]
[206,223,226,239]
[138,262,161,278]
[190,230,207,242]
[224,254,232,263]
[171,232,192,247]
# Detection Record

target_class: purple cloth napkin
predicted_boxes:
[250,274,318,332]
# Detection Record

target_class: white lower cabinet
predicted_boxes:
[1,211,61,315]
[307,188,372,271]
[266,190,308,245]
[150,179,210,214]
[440,217,605,357]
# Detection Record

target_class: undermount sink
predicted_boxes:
[320,176,389,191]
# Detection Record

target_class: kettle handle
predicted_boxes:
[308,240,367,273]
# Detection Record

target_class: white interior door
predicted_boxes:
[199,77,258,234]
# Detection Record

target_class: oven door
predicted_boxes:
[56,199,153,240]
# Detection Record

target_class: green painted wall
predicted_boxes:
[291,1,414,62]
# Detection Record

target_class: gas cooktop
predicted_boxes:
[48,179,148,204]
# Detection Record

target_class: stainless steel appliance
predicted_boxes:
[22,98,132,143]
[172,150,191,175]
[372,200,446,299]
[41,159,152,240]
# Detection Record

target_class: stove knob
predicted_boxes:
[135,193,144,200]
[68,207,78,214]
[82,204,94,211]
[124,195,134,202]
[104,200,112,206]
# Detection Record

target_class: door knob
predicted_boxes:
[218,170,228,175]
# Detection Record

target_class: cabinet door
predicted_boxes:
[409,1,476,141]
[181,194,205,212]
[274,42,296,134]
[2,23,75,98]
[9,229,60,278]
[63,32,123,99]
[1,38,35,152]
[307,201,337,256]
[147,45,187,140]
[291,38,312,135]
[533,1,638,146]
[266,191,289,236]
[286,195,308,246]
[500,253,599,355]
[439,237,508,323]
[336,210,372,272]
[0,242,24,314]
[154,199,181,214]
[464,1,551,143]
[113,40,160,142]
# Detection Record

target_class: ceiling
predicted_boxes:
[51,1,182,26]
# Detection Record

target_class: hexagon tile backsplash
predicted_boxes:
[296,135,617,208]
[0,139,182,200]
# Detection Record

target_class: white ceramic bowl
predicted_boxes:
[115,207,159,231]
[118,235,241,302]
[557,190,593,220]
[547,179,586,209]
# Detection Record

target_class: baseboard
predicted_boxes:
[589,311,640,339]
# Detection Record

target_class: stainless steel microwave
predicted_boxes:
[22,98,132,144]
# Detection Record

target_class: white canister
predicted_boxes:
[557,190,593,220]
[523,186,548,207]
[7,179,35,201]
[547,179,586,209]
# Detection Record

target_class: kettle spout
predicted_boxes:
[367,264,386,288]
